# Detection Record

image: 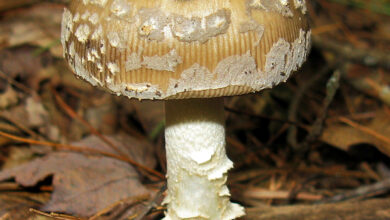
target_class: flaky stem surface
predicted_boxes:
[163,98,244,220]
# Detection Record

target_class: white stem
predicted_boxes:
[163,98,244,220]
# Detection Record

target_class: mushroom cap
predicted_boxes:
[61,0,310,100]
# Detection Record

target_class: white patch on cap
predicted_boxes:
[293,0,307,14]
[137,8,168,41]
[279,0,288,5]
[87,50,94,62]
[105,76,113,84]
[73,13,80,22]
[68,41,75,58]
[72,51,103,87]
[142,49,183,72]
[107,62,120,75]
[99,38,106,54]
[96,62,104,72]
[164,29,311,99]
[136,8,231,43]
[239,20,264,46]
[89,13,99,25]
[83,0,108,7]
[247,0,293,17]
[81,10,90,20]
[91,49,100,59]
[75,24,91,43]
[105,82,161,99]
[86,48,100,63]
[107,32,121,47]
[103,27,311,100]
[91,25,103,40]
[125,52,142,71]
[171,9,231,43]
[263,39,291,84]
[61,8,73,55]
[111,0,132,17]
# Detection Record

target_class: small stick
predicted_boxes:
[317,178,390,204]
[287,62,341,152]
[243,187,323,201]
[134,183,167,220]
[89,194,150,220]
[29,208,84,220]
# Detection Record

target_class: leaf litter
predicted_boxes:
[0,134,156,218]
[0,0,390,219]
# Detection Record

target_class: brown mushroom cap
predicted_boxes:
[61,0,310,100]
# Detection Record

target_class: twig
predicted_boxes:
[29,208,84,220]
[134,183,167,220]
[317,178,390,204]
[298,70,341,154]
[230,167,375,183]
[287,175,320,203]
[0,130,165,179]
[287,62,340,150]
[243,187,322,201]
[89,194,150,220]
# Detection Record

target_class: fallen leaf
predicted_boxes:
[321,110,390,157]
[0,134,156,217]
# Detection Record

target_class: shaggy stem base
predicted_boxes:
[163,98,244,220]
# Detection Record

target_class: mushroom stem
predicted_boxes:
[164,97,244,220]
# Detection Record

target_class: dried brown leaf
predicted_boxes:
[0,134,156,217]
[321,110,390,157]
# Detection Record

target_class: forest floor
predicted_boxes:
[0,0,389,219]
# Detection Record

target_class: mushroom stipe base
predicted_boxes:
[164,98,245,219]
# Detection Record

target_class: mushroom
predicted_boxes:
[61,0,310,219]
